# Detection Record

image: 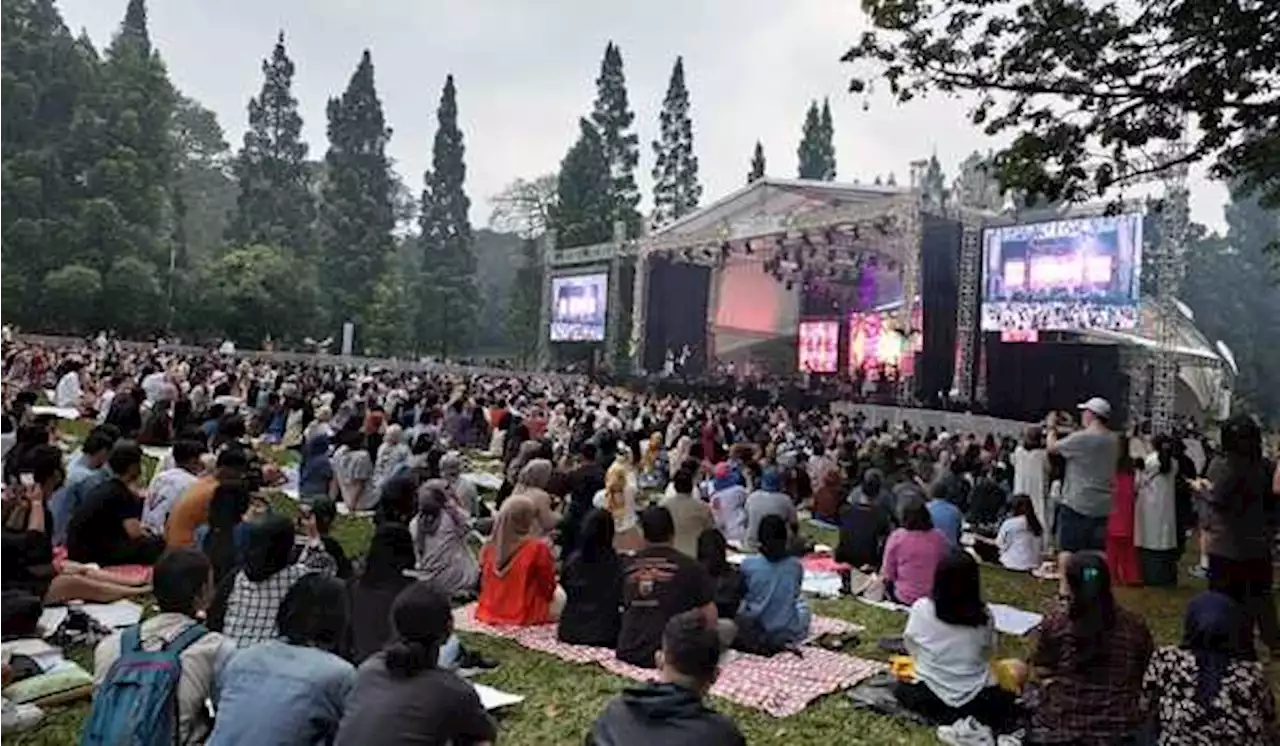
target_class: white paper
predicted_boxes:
[473,683,524,711]
[2,639,65,671]
[31,406,82,420]
[854,597,1042,636]
[801,571,843,599]
[463,472,503,491]
[38,606,70,637]
[989,604,1043,636]
[80,600,143,629]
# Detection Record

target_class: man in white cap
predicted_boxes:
[1047,397,1119,588]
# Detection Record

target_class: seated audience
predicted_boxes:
[617,506,724,669]
[1141,591,1277,745]
[2,445,149,605]
[880,499,950,605]
[697,529,745,622]
[92,549,236,745]
[335,583,496,746]
[708,462,748,545]
[661,469,714,558]
[744,467,797,553]
[371,423,410,494]
[198,480,252,584]
[588,611,746,746]
[344,523,418,664]
[209,574,355,746]
[66,441,166,566]
[595,459,643,552]
[1029,553,1154,744]
[409,479,478,598]
[297,433,334,500]
[558,442,606,554]
[558,508,624,647]
[375,470,421,527]
[513,457,562,537]
[165,447,250,548]
[835,469,893,570]
[926,483,964,547]
[141,439,207,533]
[331,428,376,513]
[439,451,478,517]
[303,498,353,580]
[896,552,1020,732]
[972,493,1043,571]
[209,514,332,647]
[475,496,562,626]
[49,424,118,546]
[737,515,811,648]
[810,466,845,524]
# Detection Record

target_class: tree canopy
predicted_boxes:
[842,0,1279,208]
[651,56,701,227]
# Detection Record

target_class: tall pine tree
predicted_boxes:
[651,56,701,227]
[230,32,314,256]
[553,118,612,248]
[797,101,825,179]
[505,237,544,365]
[591,42,641,238]
[318,50,394,328]
[418,74,479,357]
[819,98,836,180]
[747,140,766,183]
[88,0,177,273]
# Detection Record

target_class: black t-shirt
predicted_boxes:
[66,478,141,564]
[616,546,714,668]
[333,654,497,746]
[557,551,623,647]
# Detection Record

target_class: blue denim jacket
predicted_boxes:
[49,454,108,546]
[208,640,355,746]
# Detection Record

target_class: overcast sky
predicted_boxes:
[58,0,1228,231]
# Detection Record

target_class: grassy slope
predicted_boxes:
[11,432,1265,745]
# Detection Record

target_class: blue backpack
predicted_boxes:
[79,622,208,746]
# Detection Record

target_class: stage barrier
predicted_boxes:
[829,401,1032,439]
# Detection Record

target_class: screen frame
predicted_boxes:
[549,268,610,343]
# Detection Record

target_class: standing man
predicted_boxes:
[1047,398,1119,590]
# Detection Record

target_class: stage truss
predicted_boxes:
[948,131,1199,431]
[538,182,927,404]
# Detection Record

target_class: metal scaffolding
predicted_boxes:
[1151,139,1191,434]
[952,213,983,404]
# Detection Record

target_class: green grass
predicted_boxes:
[13,426,1269,744]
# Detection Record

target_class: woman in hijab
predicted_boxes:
[496,438,540,505]
[344,523,417,664]
[557,508,624,646]
[1141,591,1276,744]
[475,496,563,625]
[371,424,411,493]
[439,451,478,517]
[409,479,478,599]
[512,458,561,537]
[298,433,334,500]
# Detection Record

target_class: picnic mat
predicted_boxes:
[453,604,882,717]
[51,547,153,586]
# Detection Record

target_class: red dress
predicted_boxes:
[476,539,557,626]
[1106,470,1141,586]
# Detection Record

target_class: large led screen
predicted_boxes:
[550,273,608,342]
[980,213,1143,331]
[797,320,839,374]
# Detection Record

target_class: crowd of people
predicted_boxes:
[1,336,1276,745]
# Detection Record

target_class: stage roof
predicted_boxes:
[649,177,908,240]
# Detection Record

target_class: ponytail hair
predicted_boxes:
[385,582,453,679]
[1064,553,1116,671]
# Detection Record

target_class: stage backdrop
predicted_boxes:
[981,335,1127,423]
[642,256,711,373]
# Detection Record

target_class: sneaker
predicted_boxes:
[1188,565,1209,580]
[937,717,995,746]
[997,732,1024,746]
[1,699,44,733]
[454,647,498,678]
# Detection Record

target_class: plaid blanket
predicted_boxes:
[454,604,882,717]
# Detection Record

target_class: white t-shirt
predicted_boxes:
[55,371,83,408]
[995,515,1043,571]
[593,486,638,534]
[903,597,997,708]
